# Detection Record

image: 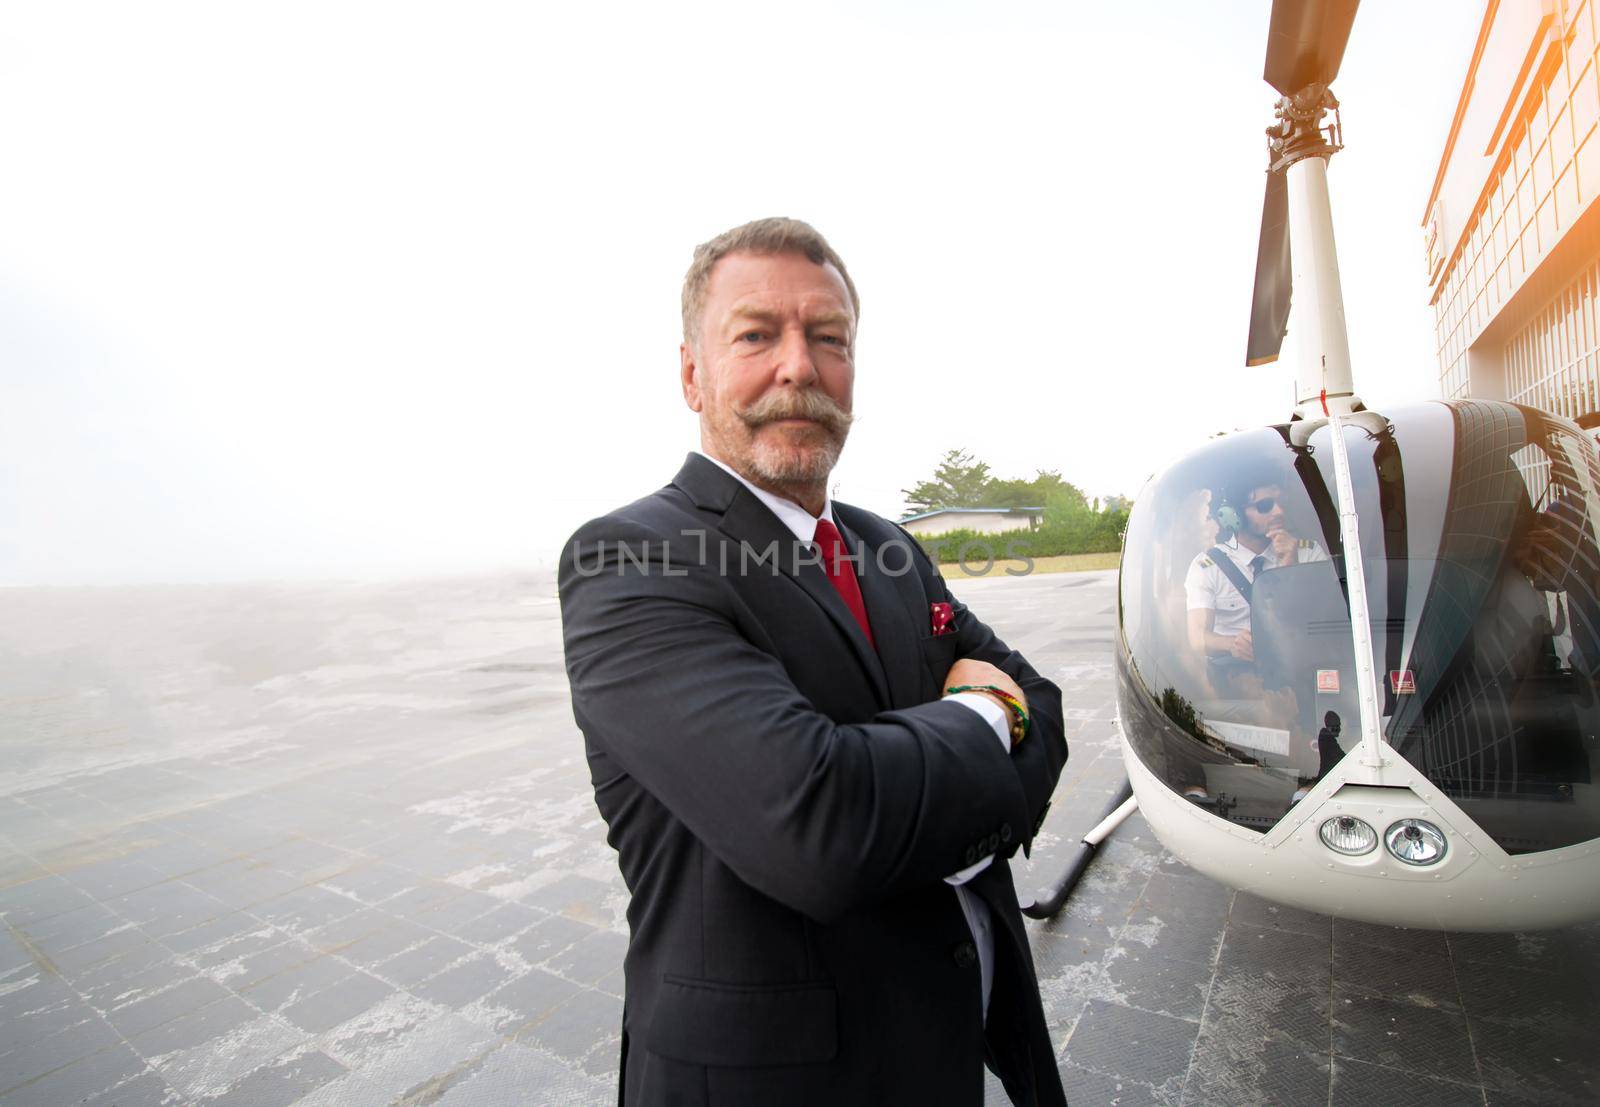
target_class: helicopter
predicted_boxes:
[1064,0,1600,932]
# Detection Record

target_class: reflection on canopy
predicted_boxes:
[1385,402,1600,853]
[1117,400,1600,852]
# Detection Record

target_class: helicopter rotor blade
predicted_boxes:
[1246,169,1292,367]
[1264,0,1360,95]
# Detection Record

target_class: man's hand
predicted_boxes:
[1229,629,1254,661]
[944,658,1028,722]
[1269,526,1298,566]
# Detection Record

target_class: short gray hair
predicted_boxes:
[681,217,860,347]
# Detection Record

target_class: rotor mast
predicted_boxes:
[1245,0,1363,420]
[1273,86,1359,418]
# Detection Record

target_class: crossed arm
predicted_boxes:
[559,517,1066,924]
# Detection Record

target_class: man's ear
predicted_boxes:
[681,342,704,413]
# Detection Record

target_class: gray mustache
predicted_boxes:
[739,390,855,435]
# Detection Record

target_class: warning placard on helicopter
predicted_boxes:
[1389,669,1416,694]
[1316,669,1340,693]
[1204,719,1291,757]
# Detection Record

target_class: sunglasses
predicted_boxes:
[1247,497,1277,513]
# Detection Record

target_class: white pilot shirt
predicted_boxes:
[1185,534,1327,638]
[699,453,1008,1019]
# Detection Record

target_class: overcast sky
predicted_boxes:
[2,1,1486,585]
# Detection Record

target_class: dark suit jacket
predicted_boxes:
[559,454,1068,1106]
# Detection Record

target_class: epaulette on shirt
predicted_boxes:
[1298,538,1315,548]
[1199,557,1214,568]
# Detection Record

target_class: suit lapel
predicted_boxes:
[675,455,891,708]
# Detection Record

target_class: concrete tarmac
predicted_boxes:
[1,570,1595,1105]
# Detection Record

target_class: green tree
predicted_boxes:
[901,449,993,513]
[987,470,1086,513]
[899,449,1131,560]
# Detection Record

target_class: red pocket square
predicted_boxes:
[930,602,956,637]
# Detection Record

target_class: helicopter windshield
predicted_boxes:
[1117,400,1600,852]
[1119,424,1347,833]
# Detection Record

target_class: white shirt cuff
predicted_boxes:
[944,854,993,885]
[945,692,1011,753]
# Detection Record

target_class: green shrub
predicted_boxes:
[913,511,1127,564]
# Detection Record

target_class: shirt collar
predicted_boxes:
[1220,533,1267,565]
[698,452,834,544]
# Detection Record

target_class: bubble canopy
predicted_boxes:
[1116,400,1600,854]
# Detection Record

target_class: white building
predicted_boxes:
[1424,0,1600,431]
[898,507,1043,537]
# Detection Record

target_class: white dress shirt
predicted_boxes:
[698,452,1008,1017]
[1185,534,1329,637]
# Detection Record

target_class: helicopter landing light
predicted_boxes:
[1386,819,1448,866]
[1284,784,1473,883]
[1318,814,1376,856]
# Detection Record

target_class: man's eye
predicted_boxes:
[738,331,766,343]
[816,334,844,346]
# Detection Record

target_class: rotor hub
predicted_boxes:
[1267,83,1343,172]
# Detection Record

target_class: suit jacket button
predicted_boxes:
[986,832,1000,852]
[1000,823,1013,843]
[953,941,977,968]
[964,844,977,866]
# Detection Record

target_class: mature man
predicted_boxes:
[558,218,1068,1106]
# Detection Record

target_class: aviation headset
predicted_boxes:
[1212,498,1242,533]
[1211,474,1280,534]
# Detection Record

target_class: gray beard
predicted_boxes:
[745,431,846,486]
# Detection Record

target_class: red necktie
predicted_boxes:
[814,518,876,649]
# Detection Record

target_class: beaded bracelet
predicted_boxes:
[945,684,1030,746]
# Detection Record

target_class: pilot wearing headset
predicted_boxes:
[1185,477,1326,681]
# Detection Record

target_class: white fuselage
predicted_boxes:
[1122,725,1600,931]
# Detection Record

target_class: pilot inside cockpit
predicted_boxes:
[1183,474,1327,694]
